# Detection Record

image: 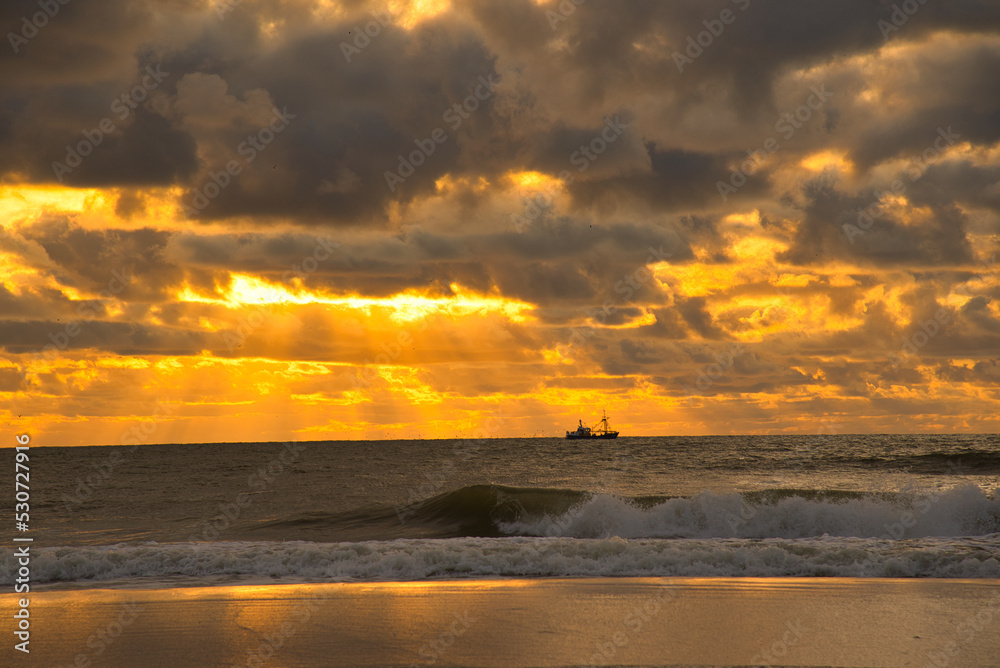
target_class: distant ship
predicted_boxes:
[565,409,619,439]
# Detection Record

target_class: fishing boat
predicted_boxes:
[565,409,619,439]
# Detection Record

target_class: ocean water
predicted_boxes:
[5,434,1000,588]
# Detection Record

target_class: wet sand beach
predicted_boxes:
[7,577,1000,667]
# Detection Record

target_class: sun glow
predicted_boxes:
[800,150,852,172]
[598,310,658,329]
[655,236,787,298]
[388,0,451,28]
[177,273,534,322]
[506,170,562,191]
[0,184,108,225]
[313,0,452,29]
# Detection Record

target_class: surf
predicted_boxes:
[238,483,1000,542]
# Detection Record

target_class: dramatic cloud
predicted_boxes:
[1,0,998,443]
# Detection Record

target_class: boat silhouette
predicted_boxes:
[565,409,619,439]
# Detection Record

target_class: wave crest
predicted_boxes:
[502,484,1000,539]
[14,534,1000,586]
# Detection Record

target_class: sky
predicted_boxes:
[1,0,999,445]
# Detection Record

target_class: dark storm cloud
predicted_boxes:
[0,318,213,356]
[523,114,647,180]
[161,10,506,223]
[51,109,199,187]
[875,363,926,388]
[597,306,645,327]
[793,284,1000,368]
[779,176,974,267]
[1,0,997,227]
[567,145,769,212]
[168,218,690,307]
[470,0,1000,118]
[677,214,726,247]
[0,281,115,321]
[0,1,504,222]
[0,0,202,185]
[0,283,50,319]
[0,0,168,84]
[12,216,182,301]
[935,359,1000,385]
[617,339,811,396]
[0,366,25,391]
[845,46,1000,172]
[674,296,725,340]
[908,161,1000,217]
[476,217,689,262]
[640,307,689,339]
[459,0,1000,224]
[0,213,690,333]
[170,230,345,271]
[470,0,883,113]
[0,1,997,381]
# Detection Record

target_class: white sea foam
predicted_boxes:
[501,485,1000,539]
[12,534,1000,586]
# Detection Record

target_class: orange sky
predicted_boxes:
[2,2,999,444]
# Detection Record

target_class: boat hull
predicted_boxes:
[565,432,619,439]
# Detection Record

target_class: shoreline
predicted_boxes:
[4,577,999,667]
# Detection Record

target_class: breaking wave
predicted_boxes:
[19,484,998,586]
[247,484,1000,541]
[14,534,1000,586]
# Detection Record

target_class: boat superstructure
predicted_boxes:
[565,409,619,439]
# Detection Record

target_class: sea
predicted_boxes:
[6,434,1000,589]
